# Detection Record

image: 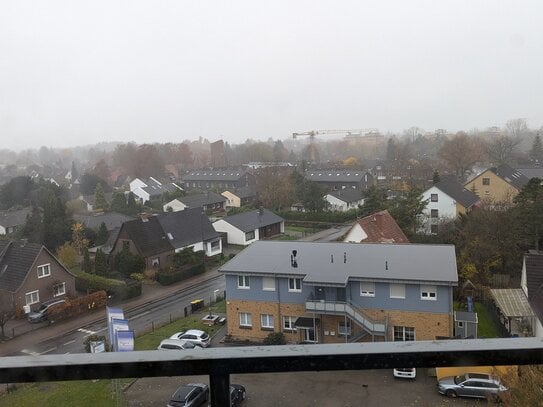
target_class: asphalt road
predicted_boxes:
[12,274,225,356]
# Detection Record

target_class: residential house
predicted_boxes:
[454,311,478,339]
[110,208,221,269]
[213,209,284,246]
[0,207,31,235]
[520,251,543,337]
[0,240,76,316]
[219,241,457,344]
[343,210,409,244]
[80,192,113,212]
[163,192,226,213]
[324,189,365,212]
[420,179,480,234]
[305,170,373,192]
[129,177,183,204]
[182,170,255,190]
[464,164,529,204]
[221,186,257,208]
[74,211,135,232]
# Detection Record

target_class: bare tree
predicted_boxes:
[438,132,483,180]
[485,135,521,165]
[403,126,424,143]
[505,118,528,139]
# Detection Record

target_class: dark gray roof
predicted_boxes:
[156,208,219,249]
[220,241,458,286]
[216,209,284,232]
[0,240,43,293]
[179,192,226,208]
[142,181,181,198]
[225,186,256,199]
[454,311,478,323]
[327,189,365,203]
[491,164,529,190]
[183,170,245,182]
[524,251,543,321]
[516,168,543,180]
[120,216,173,257]
[305,170,370,183]
[0,207,32,228]
[74,212,134,231]
[434,179,480,208]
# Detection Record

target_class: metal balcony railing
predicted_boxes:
[1,338,543,406]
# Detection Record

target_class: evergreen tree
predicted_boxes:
[94,248,108,276]
[432,170,441,184]
[42,189,72,251]
[94,182,108,211]
[110,191,128,213]
[19,205,43,243]
[96,222,109,245]
[82,247,92,273]
[529,134,543,164]
[513,178,543,250]
[126,192,140,216]
[389,187,428,236]
[113,246,145,276]
[70,161,79,182]
[362,185,388,216]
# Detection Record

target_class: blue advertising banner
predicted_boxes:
[111,318,130,352]
[116,330,135,352]
[106,307,124,349]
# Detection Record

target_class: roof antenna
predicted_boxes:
[385,261,388,271]
[291,250,298,268]
[344,252,347,264]
[331,254,334,263]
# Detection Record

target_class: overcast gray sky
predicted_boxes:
[1,1,542,151]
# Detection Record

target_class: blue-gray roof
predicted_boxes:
[434,179,479,208]
[178,192,226,208]
[219,241,458,286]
[183,170,245,182]
[215,209,283,232]
[157,208,219,249]
[305,170,370,183]
[74,212,134,231]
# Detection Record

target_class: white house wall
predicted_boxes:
[221,191,240,207]
[343,223,368,243]
[130,178,147,191]
[0,225,6,235]
[163,199,187,212]
[173,239,222,257]
[213,219,257,246]
[420,186,457,234]
[325,195,348,211]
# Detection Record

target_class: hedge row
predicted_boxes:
[278,209,359,223]
[156,263,205,286]
[75,271,142,300]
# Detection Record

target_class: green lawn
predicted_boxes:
[0,300,226,406]
[454,300,504,338]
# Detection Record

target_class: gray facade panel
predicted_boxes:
[225,275,306,304]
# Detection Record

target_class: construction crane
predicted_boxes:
[292,129,379,162]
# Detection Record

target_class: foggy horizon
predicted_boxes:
[2,1,543,151]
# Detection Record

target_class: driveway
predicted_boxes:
[125,369,483,407]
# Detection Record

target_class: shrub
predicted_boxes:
[263,332,286,345]
[129,272,145,282]
[83,334,110,353]
[156,263,205,285]
[75,271,142,300]
[113,247,145,277]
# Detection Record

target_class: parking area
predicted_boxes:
[125,369,485,406]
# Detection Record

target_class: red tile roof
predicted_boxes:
[347,210,409,244]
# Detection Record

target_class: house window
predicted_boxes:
[210,240,220,250]
[262,277,276,291]
[431,209,439,218]
[360,282,375,297]
[37,264,51,278]
[237,275,250,289]
[245,230,255,241]
[482,177,490,186]
[122,240,130,250]
[338,319,352,337]
[151,258,160,268]
[390,284,405,299]
[239,312,252,327]
[431,193,438,202]
[394,326,415,341]
[288,278,302,292]
[283,316,297,331]
[421,285,437,300]
[261,314,274,330]
[458,321,464,328]
[25,290,39,306]
[431,224,439,234]
[53,282,66,297]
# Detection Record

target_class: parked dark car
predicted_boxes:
[230,384,246,406]
[27,299,66,323]
[167,383,209,407]
[438,373,507,400]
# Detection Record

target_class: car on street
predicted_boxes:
[437,372,507,400]
[167,383,209,407]
[170,329,211,348]
[157,339,197,350]
[27,298,66,323]
[230,384,246,406]
[393,368,416,379]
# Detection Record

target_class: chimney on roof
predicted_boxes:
[331,254,334,263]
[258,207,264,216]
[291,250,298,268]
[385,260,388,271]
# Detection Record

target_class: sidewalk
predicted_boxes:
[0,268,222,356]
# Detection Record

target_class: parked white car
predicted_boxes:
[157,339,197,350]
[170,329,211,348]
[393,368,416,379]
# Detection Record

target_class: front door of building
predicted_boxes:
[303,327,317,343]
